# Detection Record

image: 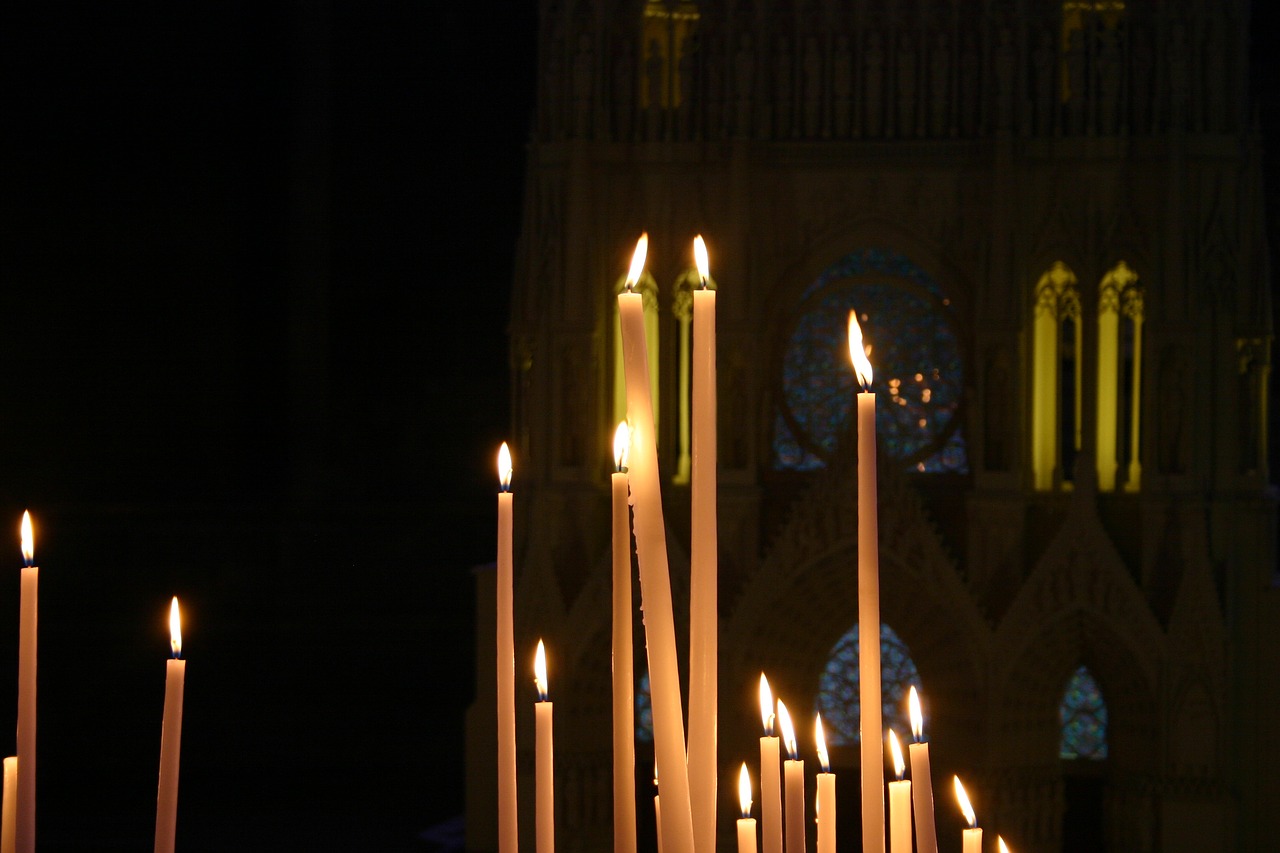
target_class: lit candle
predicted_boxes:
[848,314,884,853]
[611,423,637,853]
[777,700,805,853]
[758,675,783,853]
[155,597,186,853]
[886,731,911,853]
[2,756,15,853]
[953,776,981,853]
[617,234,694,853]
[814,715,836,853]
[16,512,36,853]
[997,836,1012,853]
[496,443,518,853]
[534,640,554,853]
[907,687,938,853]
[737,764,758,853]
[688,234,718,853]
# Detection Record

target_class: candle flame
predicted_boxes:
[776,698,797,760]
[759,673,775,736]
[693,235,709,287]
[497,442,513,491]
[169,597,182,658]
[19,511,33,566]
[954,776,977,828]
[625,233,649,291]
[909,685,924,741]
[613,421,631,471]
[534,639,548,701]
[998,837,1012,853]
[847,311,874,390]
[815,713,831,773]
[738,763,752,817]
[888,729,905,780]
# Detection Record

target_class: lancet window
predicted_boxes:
[613,272,661,437]
[774,249,967,474]
[815,622,923,747]
[640,0,701,110]
[1059,665,1109,760]
[1095,261,1143,491]
[1031,263,1083,490]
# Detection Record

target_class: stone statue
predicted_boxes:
[864,30,885,137]
[929,31,950,137]
[896,32,917,138]
[832,34,852,138]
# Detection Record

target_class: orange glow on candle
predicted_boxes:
[738,763,752,818]
[693,236,709,287]
[909,686,924,741]
[814,714,831,773]
[759,674,775,736]
[19,511,33,566]
[169,597,182,658]
[888,730,905,780]
[534,639,548,702]
[953,776,977,828]
[847,311,874,390]
[614,422,631,471]
[998,836,1012,853]
[776,699,797,761]
[497,443,513,491]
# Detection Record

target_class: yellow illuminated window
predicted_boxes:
[1032,263,1082,490]
[1095,262,1142,491]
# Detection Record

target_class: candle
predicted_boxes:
[814,715,836,853]
[496,443,518,853]
[737,764,758,853]
[777,700,805,853]
[907,687,938,853]
[2,756,15,853]
[534,640,554,853]
[617,234,694,853]
[886,731,911,853]
[848,314,884,853]
[654,767,664,853]
[688,234,718,853]
[759,675,783,853]
[953,776,981,853]
[16,512,36,853]
[155,597,186,853]
[611,423,637,853]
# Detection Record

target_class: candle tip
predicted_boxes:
[909,685,924,741]
[759,673,775,736]
[954,775,977,828]
[693,235,709,288]
[613,421,631,472]
[737,763,752,818]
[19,510,33,566]
[776,698,797,760]
[169,596,182,658]
[497,442,513,491]
[625,233,649,291]
[847,311,874,390]
[533,639,548,701]
[815,713,831,772]
[887,729,905,779]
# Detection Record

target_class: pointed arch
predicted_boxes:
[815,622,923,746]
[1059,665,1109,759]
[1031,262,1082,490]
[1095,261,1143,491]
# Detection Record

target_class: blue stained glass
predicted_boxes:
[1059,666,1108,760]
[775,249,968,473]
[636,672,653,743]
[815,623,923,746]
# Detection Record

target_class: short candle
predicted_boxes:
[814,715,836,853]
[907,687,938,853]
[736,764,758,853]
[777,699,805,853]
[953,776,982,853]
[534,640,554,853]
[886,731,912,853]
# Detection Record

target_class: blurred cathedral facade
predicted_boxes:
[466,1,1277,850]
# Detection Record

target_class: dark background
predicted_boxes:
[2,3,535,850]
[2,2,1280,852]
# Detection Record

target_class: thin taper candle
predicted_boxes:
[777,700,805,853]
[154,597,186,853]
[849,314,884,853]
[887,731,911,853]
[611,424,637,853]
[618,234,695,853]
[534,641,554,853]
[496,444,518,853]
[814,715,836,853]
[954,777,981,853]
[907,688,938,853]
[16,512,36,853]
[759,675,783,853]
[2,756,16,853]
[737,764,758,853]
[688,234,718,853]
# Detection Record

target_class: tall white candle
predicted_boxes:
[688,235,718,853]
[16,512,36,853]
[737,764,758,853]
[496,444,518,853]
[617,234,694,853]
[907,688,938,853]
[611,424,637,853]
[534,641,554,853]
[886,732,912,853]
[759,675,783,853]
[2,756,16,853]
[777,700,805,853]
[953,777,982,853]
[814,715,836,853]
[848,314,884,853]
[155,597,186,853]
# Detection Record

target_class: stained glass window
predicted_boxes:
[815,622,923,746]
[774,248,967,473]
[1059,665,1108,760]
[636,671,653,743]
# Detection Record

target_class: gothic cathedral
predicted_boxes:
[467,2,1277,851]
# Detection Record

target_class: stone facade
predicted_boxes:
[467,2,1278,851]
